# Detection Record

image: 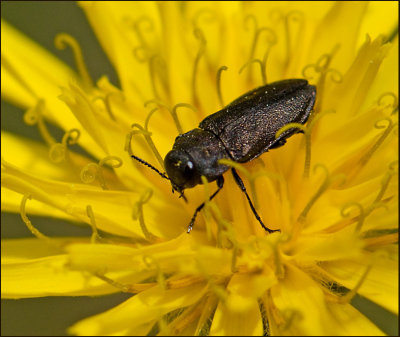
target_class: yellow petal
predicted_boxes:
[210,296,263,336]
[1,238,130,298]
[1,20,77,126]
[270,264,385,335]
[69,282,208,336]
[321,252,398,314]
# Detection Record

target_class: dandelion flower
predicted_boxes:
[1,1,398,336]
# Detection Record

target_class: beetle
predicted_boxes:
[132,79,316,233]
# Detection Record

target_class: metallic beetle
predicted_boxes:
[132,79,316,233]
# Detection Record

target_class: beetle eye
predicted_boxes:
[185,161,194,174]
[164,150,200,190]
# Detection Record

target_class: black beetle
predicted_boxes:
[132,79,316,233]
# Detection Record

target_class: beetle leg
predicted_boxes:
[231,168,280,234]
[187,176,224,233]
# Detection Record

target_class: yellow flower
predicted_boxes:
[1,1,398,336]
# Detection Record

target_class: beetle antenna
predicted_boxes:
[131,155,170,181]
[231,168,280,234]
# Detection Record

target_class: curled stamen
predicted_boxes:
[172,103,197,135]
[378,92,398,115]
[143,255,166,290]
[369,161,398,212]
[359,118,396,167]
[49,129,81,163]
[62,128,80,146]
[341,202,366,233]
[239,59,266,85]
[192,8,217,30]
[86,205,101,243]
[20,195,56,246]
[192,28,207,107]
[80,156,118,190]
[133,16,154,48]
[133,46,149,63]
[126,123,164,169]
[49,143,66,163]
[243,15,276,82]
[24,100,56,146]
[54,33,93,89]
[145,99,196,136]
[302,46,342,104]
[93,94,118,121]
[216,66,228,108]
[132,189,160,242]
[283,11,304,67]
[80,162,101,184]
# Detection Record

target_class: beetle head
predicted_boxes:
[164,150,201,194]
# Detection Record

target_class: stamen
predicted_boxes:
[338,252,384,304]
[192,28,207,107]
[132,46,149,63]
[243,15,277,84]
[125,123,164,169]
[133,16,154,50]
[93,94,117,121]
[86,205,101,243]
[283,11,304,68]
[239,59,266,85]
[132,188,160,242]
[80,163,99,184]
[80,156,121,190]
[143,255,166,290]
[251,170,283,210]
[219,158,282,211]
[279,308,303,332]
[276,110,336,178]
[54,33,93,89]
[99,155,123,169]
[302,46,342,111]
[49,128,80,163]
[94,272,156,293]
[148,54,169,100]
[167,301,204,335]
[340,202,366,233]
[359,118,397,167]
[378,92,398,115]
[275,122,309,177]
[166,275,205,289]
[216,66,228,108]
[368,161,397,213]
[171,103,197,135]
[20,195,58,247]
[297,164,331,226]
[144,100,178,135]
[268,235,289,279]
[24,100,56,146]
[192,8,217,30]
